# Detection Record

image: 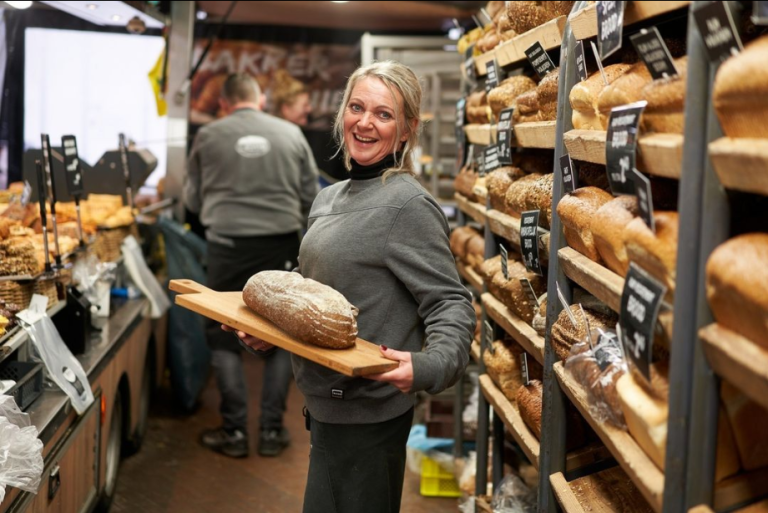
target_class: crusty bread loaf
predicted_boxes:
[504,173,541,217]
[532,293,548,336]
[243,271,358,349]
[551,305,618,361]
[504,173,554,228]
[517,379,586,449]
[466,234,486,270]
[706,233,768,348]
[721,381,768,471]
[479,255,503,285]
[454,167,479,201]
[488,76,537,119]
[467,106,491,124]
[624,212,679,296]
[591,196,639,277]
[484,339,524,397]
[570,64,633,130]
[515,89,540,116]
[487,167,525,212]
[477,27,501,53]
[557,187,614,262]
[467,91,487,108]
[713,35,768,138]
[496,13,517,41]
[450,226,480,262]
[641,57,688,134]
[537,69,560,121]
[499,266,546,324]
[597,63,653,130]
[506,1,551,34]
[542,1,575,17]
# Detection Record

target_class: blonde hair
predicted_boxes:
[333,61,422,179]
[272,69,308,114]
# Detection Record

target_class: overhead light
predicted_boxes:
[6,1,33,8]
[111,14,121,21]
[85,3,97,9]
[196,10,207,20]
[448,27,462,40]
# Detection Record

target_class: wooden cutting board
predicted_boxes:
[169,279,398,377]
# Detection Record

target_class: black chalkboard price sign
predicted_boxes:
[61,135,86,247]
[497,108,514,165]
[694,1,743,63]
[560,154,578,194]
[525,41,556,79]
[520,210,542,276]
[485,58,501,94]
[575,40,588,82]
[620,263,666,381]
[597,1,625,60]
[631,27,679,80]
[605,101,646,195]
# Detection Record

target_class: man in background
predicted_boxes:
[184,73,319,458]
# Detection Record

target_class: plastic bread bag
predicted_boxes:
[462,371,479,439]
[17,301,94,415]
[491,473,537,512]
[0,395,44,499]
[121,235,171,319]
[564,328,627,429]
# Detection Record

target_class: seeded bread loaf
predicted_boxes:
[487,167,525,211]
[551,305,618,361]
[517,379,587,449]
[243,271,359,349]
[557,187,614,263]
[537,69,560,121]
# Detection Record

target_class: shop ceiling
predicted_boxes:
[196,1,486,31]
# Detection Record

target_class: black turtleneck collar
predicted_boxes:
[349,153,399,180]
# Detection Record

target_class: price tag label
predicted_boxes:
[497,108,514,165]
[575,40,588,82]
[525,41,557,79]
[61,135,84,198]
[500,244,509,280]
[476,151,486,177]
[631,27,679,80]
[520,210,543,276]
[484,145,501,174]
[694,1,743,63]
[560,154,577,194]
[620,263,666,382]
[485,58,500,93]
[484,320,495,355]
[521,353,530,386]
[520,277,540,306]
[631,168,655,232]
[597,1,625,60]
[464,44,477,86]
[605,101,646,195]
[754,1,768,25]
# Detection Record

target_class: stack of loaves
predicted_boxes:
[450,226,485,273]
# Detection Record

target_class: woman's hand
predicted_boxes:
[221,324,274,352]
[366,346,414,393]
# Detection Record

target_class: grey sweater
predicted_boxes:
[184,108,319,238]
[294,174,476,424]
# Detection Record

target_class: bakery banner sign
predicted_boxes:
[189,40,358,130]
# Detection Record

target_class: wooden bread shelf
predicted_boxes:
[550,467,654,513]
[480,374,541,469]
[554,362,665,512]
[568,1,691,41]
[714,467,768,512]
[558,247,673,347]
[482,292,545,364]
[473,184,489,205]
[474,15,567,76]
[700,323,768,413]
[455,193,487,225]
[465,123,493,145]
[515,121,557,149]
[487,208,550,263]
[457,261,484,295]
[563,130,683,179]
[709,137,768,197]
[471,339,481,364]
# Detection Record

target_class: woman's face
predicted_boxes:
[343,76,409,167]
[281,92,312,126]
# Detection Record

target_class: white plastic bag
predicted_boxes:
[462,371,479,439]
[491,473,537,512]
[121,235,171,319]
[17,304,94,415]
[0,395,44,500]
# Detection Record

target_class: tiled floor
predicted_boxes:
[113,355,460,512]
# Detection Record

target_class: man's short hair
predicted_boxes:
[221,73,261,104]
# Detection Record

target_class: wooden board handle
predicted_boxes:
[169,279,213,295]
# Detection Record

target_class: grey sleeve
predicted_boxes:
[183,130,205,214]
[384,195,476,394]
[297,133,320,223]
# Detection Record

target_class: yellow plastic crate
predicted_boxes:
[419,456,461,498]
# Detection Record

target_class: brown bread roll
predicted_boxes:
[591,196,639,277]
[243,271,358,349]
[557,187,614,262]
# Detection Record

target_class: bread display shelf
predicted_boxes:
[700,323,768,413]
[568,1,691,41]
[515,121,557,149]
[455,193,487,225]
[563,130,683,180]
[482,292,545,364]
[471,339,481,364]
[558,247,673,346]
[554,362,665,512]
[474,16,567,75]
[709,137,768,197]
[480,373,541,469]
[550,467,654,513]
[464,124,493,146]
[487,208,550,263]
[457,262,484,294]
[169,279,398,377]
[0,273,43,282]
[473,184,489,206]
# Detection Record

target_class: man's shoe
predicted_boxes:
[200,427,249,458]
[258,427,290,457]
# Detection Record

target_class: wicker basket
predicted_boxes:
[0,281,34,311]
[93,225,134,262]
[33,278,59,308]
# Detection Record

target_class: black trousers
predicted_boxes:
[303,408,414,513]
[205,232,300,432]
